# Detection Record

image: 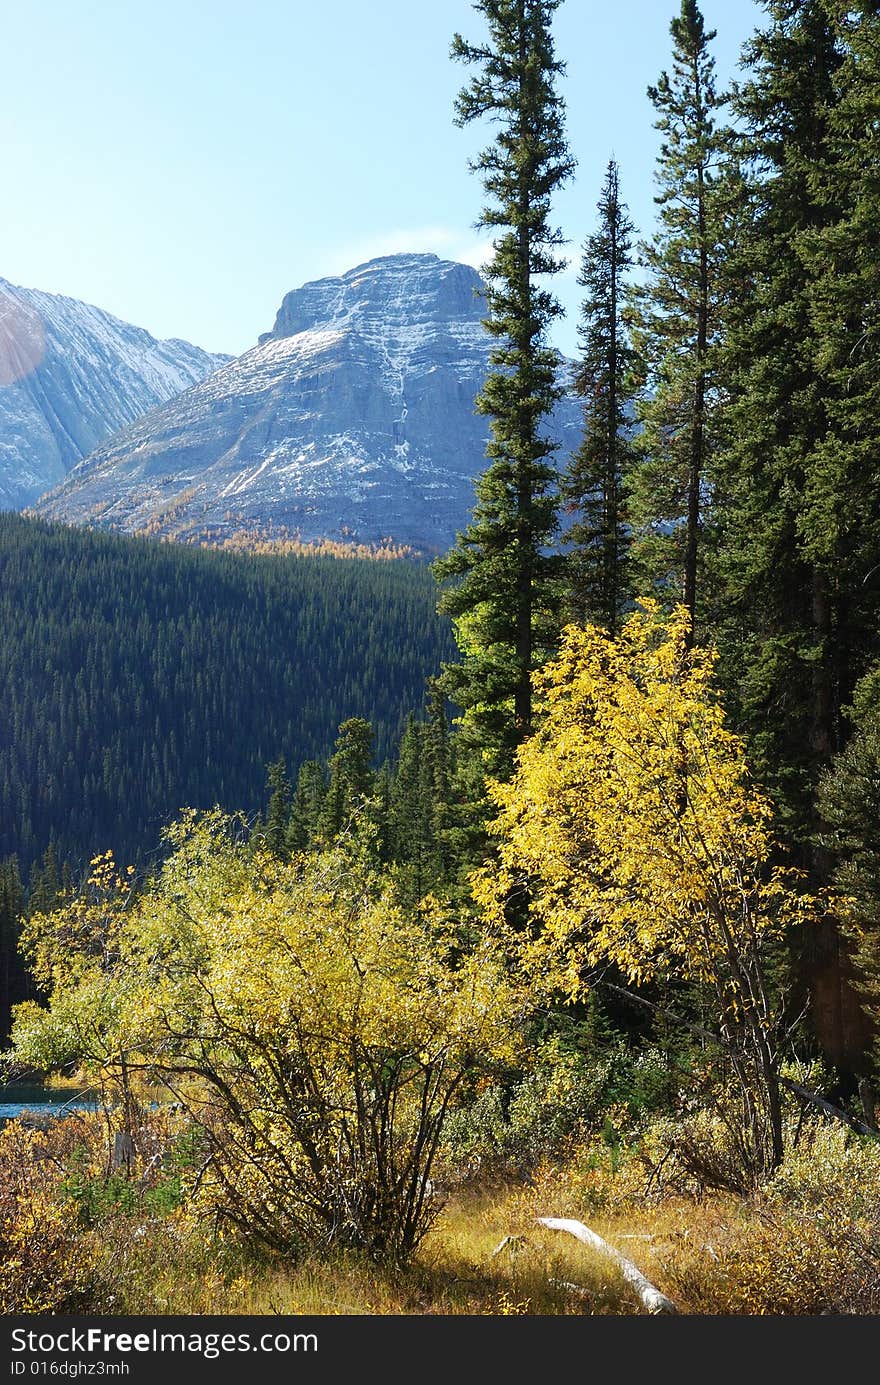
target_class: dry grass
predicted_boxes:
[4,1106,879,1316]
[86,1181,727,1317]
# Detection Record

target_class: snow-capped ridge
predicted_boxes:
[33,253,581,554]
[0,276,229,508]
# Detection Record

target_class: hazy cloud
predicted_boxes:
[316,227,496,277]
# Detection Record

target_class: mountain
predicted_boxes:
[32,254,584,554]
[0,276,229,508]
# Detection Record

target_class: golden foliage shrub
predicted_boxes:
[0,1117,93,1312]
[667,1124,880,1314]
[0,1103,202,1314]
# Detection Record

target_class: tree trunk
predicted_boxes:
[808,569,872,1073]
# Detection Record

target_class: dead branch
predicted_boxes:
[536,1216,679,1314]
[491,1234,530,1258]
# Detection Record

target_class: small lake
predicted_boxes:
[0,1083,99,1123]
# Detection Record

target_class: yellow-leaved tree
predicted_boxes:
[472,601,817,1183]
[11,810,522,1264]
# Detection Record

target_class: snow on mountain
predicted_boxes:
[33,254,584,554]
[0,277,229,508]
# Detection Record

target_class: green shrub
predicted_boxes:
[440,1033,685,1179]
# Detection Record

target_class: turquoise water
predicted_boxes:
[0,1083,99,1122]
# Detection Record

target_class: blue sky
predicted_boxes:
[3,0,761,359]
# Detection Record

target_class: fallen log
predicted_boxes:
[550,1278,592,1299]
[536,1217,679,1315]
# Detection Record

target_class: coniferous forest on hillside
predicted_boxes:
[4,0,880,1324]
[0,512,453,874]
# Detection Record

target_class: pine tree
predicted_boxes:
[262,758,291,859]
[712,2,877,1077]
[0,856,26,1042]
[27,842,65,915]
[389,716,433,908]
[562,158,636,633]
[434,0,576,782]
[802,4,880,1097]
[286,760,327,854]
[713,1,847,826]
[423,678,454,882]
[373,761,393,865]
[626,0,724,631]
[801,2,880,719]
[817,705,880,1113]
[318,718,375,842]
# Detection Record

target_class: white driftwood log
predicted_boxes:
[536,1217,679,1314]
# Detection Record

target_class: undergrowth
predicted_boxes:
[1,1100,878,1316]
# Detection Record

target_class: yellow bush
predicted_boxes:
[0,1120,93,1312]
[667,1123,880,1313]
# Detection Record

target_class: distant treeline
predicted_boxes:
[0,513,454,877]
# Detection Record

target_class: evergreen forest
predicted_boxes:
[0,512,453,876]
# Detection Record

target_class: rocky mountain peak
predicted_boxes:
[0,276,229,508]
[259,253,486,343]
[33,254,582,555]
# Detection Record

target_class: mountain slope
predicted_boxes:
[33,254,583,553]
[0,277,229,507]
[0,512,453,875]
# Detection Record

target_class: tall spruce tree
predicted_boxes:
[434,0,575,783]
[817,704,880,1116]
[714,1,846,824]
[626,0,723,632]
[389,716,437,909]
[285,760,327,854]
[562,158,636,633]
[801,2,880,715]
[713,2,877,1075]
[262,758,291,859]
[424,678,453,837]
[422,678,456,885]
[27,843,68,915]
[798,3,880,1085]
[317,718,375,842]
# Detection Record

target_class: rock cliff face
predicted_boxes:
[34,254,583,553]
[0,277,228,508]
